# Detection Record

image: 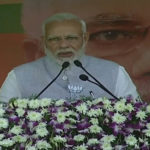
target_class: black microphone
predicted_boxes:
[74,60,82,67]
[79,74,119,100]
[79,74,88,81]
[35,61,70,99]
[62,61,70,69]
[74,59,119,100]
[74,60,104,85]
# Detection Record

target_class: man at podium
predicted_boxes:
[0,13,139,102]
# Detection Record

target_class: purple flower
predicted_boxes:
[55,123,65,130]
[9,115,20,124]
[77,121,91,130]
[67,138,75,146]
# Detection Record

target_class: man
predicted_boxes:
[0,13,138,103]
[21,0,150,102]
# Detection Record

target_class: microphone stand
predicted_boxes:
[35,62,70,99]
[86,77,119,100]
[74,60,119,100]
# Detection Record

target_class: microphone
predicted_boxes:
[79,74,88,81]
[74,60,82,67]
[74,60,104,85]
[79,74,119,100]
[62,61,70,69]
[35,61,70,99]
[74,59,119,100]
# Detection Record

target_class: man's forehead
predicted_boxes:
[45,20,82,29]
[45,20,82,34]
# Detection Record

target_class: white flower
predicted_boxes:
[112,113,126,124]
[65,110,74,116]
[103,98,112,109]
[36,140,51,149]
[68,118,77,123]
[0,104,3,108]
[139,137,144,143]
[92,98,103,105]
[87,109,99,117]
[0,134,4,140]
[114,101,126,112]
[14,99,28,108]
[56,112,66,123]
[136,110,147,120]
[146,123,150,129]
[26,146,36,150]
[74,144,87,150]
[90,118,99,125]
[100,135,116,143]
[97,108,103,116]
[115,145,126,150]
[36,127,48,137]
[119,98,126,103]
[0,108,5,117]
[40,98,52,107]
[135,144,140,149]
[55,99,65,106]
[89,125,102,133]
[104,118,109,123]
[76,103,88,114]
[53,135,67,143]
[0,138,14,147]
[13,135,27,143]
[86,100,92,106]
[37,122,47,128]
[146,105,150,113]
[143,129,150,137]
[101,142,113,150]
[125,135,137,146]
[16,108,25,117]
[41,108,48,115]
[0,118,8,129]
[10,125,23,135]
[87,138,99,145]
[107,106,114,112]
[27,111,42,121]
[29,99,40,109]
[126,104,134,112]
[74,134,85,142]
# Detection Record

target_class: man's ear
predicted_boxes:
[41,36,45,45]
[41,35,47,49]
[83,32,89,44]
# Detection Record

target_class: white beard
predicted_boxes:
[44,44,86,66]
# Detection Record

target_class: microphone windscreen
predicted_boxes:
[62,61,70,69]
[74,60,82,67]
[79,74,88,81]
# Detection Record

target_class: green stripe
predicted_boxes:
[0,3,24,33]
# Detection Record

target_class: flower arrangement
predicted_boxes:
[0,96,150,150]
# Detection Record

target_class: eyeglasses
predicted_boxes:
[46,34,83,44]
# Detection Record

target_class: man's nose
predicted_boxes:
[59,38,70,48]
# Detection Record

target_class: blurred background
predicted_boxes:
[0,0,25,86]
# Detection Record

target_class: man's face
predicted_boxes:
[44,20,88,64]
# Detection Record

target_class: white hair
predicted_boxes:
[42,13,87,36]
